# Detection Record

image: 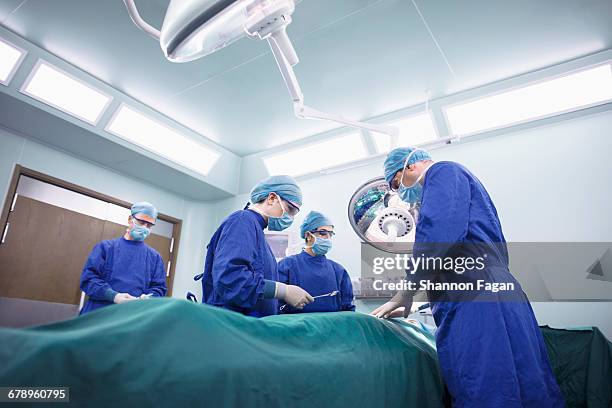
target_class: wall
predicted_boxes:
[212,110,612,338]
[0,126,215,300]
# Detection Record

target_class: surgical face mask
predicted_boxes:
[399,183,423,204]
[397,149,430,204]
[306,232,332,256]
[267,199,294,231]
[129,220,151,241]
[398,149,422,189]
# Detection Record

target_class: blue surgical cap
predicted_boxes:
[131,201,158,223]
[383,147,432,187]
[250,175,303,206]
[300,211,333,239]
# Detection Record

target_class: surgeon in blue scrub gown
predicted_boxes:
[198,175,314,317]
[372,148,564,408]
[80,202,167,314]
[278,211,355,313]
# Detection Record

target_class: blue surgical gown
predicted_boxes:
[79,237,167,314]
[200,209,279,317]
[413,161,564,408]
[278,251,355,313]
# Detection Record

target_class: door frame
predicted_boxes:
[0,165,182,296]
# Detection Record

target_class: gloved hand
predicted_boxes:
[139,293,153,300]
[370,290,414,319]
[276,282,314,309]
[113,293,137,304]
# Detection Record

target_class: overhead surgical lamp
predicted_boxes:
[348,177,432,310]
[347,177,419,254]
[123,0,399,139]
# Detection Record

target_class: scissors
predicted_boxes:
[313,290,339,299]
[280,290,339,311]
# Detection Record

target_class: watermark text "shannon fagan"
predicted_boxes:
[373,279,515,293]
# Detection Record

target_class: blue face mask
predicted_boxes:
[309,235,332,256]
[129,223,151,241]
[399,183,423,204]
[267,200,294,231]
[397,149,431,205]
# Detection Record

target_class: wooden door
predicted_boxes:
[0,196,105,305]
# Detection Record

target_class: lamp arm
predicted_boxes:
[267,28,398,138]
[123,0,161,40]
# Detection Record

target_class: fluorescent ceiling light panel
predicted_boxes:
[21,61,111,124]
[373,112,438,153]
[445,64,612,136]
[106,105,221,176]
[263,133,368,177]
[0,38,25,85]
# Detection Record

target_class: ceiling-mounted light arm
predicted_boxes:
[136,0,398,138]
[269,27,299,67]
[266,32,303,102]
[294,104,400,139]
[123,0,160,40]
[264,25,399,138]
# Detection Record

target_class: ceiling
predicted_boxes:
[1,0,611,156]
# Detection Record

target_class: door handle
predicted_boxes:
[1,223,9,244]
[10,193,18,212]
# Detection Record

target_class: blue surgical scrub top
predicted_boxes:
[278,251,355,313]
[412,161,563,408]
[201,209,279,317]
[79,237,167,314]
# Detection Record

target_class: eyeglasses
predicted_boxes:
[391,148,422,191]
[132,217,154,229]
[311,229,335,238]
[283,199,300,217]
[390,171,403,192]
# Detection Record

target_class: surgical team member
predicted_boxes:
[200,175,314,317]
[80,202,167,314]
[278,211,355,313]
[371,148,563,408]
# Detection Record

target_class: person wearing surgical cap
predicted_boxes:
[372,148,563,407]
[198,175,314,317]
[79,201,167,314]
[382,147,432,205]
[278,211,355,313]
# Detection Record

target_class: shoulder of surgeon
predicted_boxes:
[428,161,471,179]
[94,237,124,250]
[142,241,163,259]
[278,253,299,266]
[95,237,162,258]
[221,209,264,230]
[326,258,348,273]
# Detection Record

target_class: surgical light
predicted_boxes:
[123,0,398,140]
[348,177,418,254]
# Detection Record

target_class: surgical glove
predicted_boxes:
[276,282,314,309]
[139,293,153,300]
[370,290,414,319]
[114,293,137,304]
